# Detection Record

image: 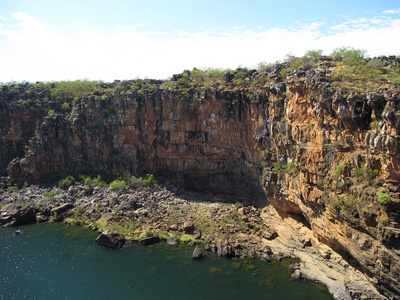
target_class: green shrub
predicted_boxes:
[273,162,286,174]
[279,68,288,79]
[61,102,70,110]
[92,174,107,187]
[129,176,143,188]
[353,168,366,177]
[143,174,157,186]
[378,193,390,205]
[391,76,400,85]
[330,46,365,64]
[341,196,358,209]
[335,164,345,176]
[305,49,323,60]
[234,201,241,209]
[128,174,157,188]
[273,160,297,174]
[178,75,190,88]
[59,175,75,189]
[109,179,127,190]
[37,79,104,99]
[370,120,379,130]
[78,174,93,186]
[353,168,379,181]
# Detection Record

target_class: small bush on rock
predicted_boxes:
[142,174,157,186]
[59,175,75,189]
[92,175,107,187]
[378,193,390,205]
[129,174,157,188]
[109,179,127,190]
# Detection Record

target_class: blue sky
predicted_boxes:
[1,0,400,82]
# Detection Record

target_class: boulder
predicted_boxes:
[169,224,178,231]
[51,203,73,215]
[260,253,271,262]
[182,221,195,233]
[138,236,160,245]
[247,248,257,258]
[192,247,205,260]
[95,229,127,250]
[193,230,202,239]
[0,203,36,226]
[291,269,302,280]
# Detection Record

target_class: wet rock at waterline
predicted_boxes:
[167,236,179,245]
[95,229,128,250]
[192,247,205,260]
[139,236,161,245]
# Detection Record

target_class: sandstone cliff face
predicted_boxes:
[0,83,50,176]
[1,58,400,298]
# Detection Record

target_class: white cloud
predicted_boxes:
[0,12,399,82]
[384,8,400,14]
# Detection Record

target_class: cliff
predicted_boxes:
[1,55,400,298]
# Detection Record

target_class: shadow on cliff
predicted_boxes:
[169,171,269,208]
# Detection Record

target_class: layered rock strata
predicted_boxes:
[1,57,400,298]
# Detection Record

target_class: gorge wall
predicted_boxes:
[1,57,400,298]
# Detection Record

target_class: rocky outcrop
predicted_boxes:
[0,203,36,226]
[1,57,400,298]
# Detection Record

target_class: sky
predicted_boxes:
[0,0,400,82]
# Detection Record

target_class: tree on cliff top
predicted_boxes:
[330,46,366,64]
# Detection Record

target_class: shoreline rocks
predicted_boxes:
[0,183,387,300]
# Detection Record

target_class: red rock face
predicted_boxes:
[2,68,400,298]
[3,88,270,204]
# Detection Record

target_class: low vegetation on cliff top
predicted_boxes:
[1,47,399,107]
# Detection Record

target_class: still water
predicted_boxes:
[0,223,333,299]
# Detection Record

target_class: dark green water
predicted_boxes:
[0,223,333,300]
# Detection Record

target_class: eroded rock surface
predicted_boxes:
[1,57,400,299]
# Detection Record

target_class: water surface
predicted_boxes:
[0,223,333,299]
